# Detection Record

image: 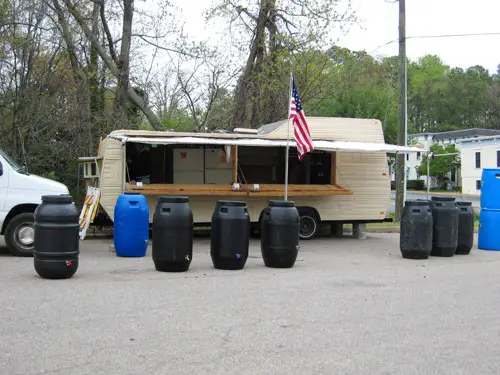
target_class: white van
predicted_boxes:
[0,148,70,256]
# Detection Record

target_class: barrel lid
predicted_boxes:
[42,195,73,204]
[405,200,429,206]
[269,200,295,207]
[216,200,247,207]
[456,201,472,206]
[159,196,189,203]
[482,168,500,172]
[431,196,455,202]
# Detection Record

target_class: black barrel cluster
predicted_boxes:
[399,196,475,260]
[151,197,302,271]
[32,194,302,279]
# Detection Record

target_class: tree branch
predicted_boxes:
[62,0,162,130]
[136,35,202,59]
[99,0,117,62]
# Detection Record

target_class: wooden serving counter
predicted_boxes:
[124,183,352,197]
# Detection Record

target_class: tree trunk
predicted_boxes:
[249,42,264,127]
[231,0,273,129]
[263,9,284,124]
[52,0,92,155]
[62,0,162,130]
[89,0,102,151]
[114,0,133,124]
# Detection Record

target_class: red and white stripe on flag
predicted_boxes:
[289,77,314,160]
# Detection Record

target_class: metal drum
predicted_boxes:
[33,195,79,279]
[455,202,475,255]
[152,196,193,272]
[430,197,459,257]
[480,168,500,210]
[261,200,300,268]
[399,200,433,259]
[114,193,149,257]
[210,201,250,270]
[478,209,500,251]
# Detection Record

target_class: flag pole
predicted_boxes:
[284,72,293,201]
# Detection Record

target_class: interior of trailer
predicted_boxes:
[123,142,352,197]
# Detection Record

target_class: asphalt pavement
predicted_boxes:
[1,234,500,375]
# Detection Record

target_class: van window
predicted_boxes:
[0,148,21,171]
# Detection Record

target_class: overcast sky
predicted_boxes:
[169,0,500,74]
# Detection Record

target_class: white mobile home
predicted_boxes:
[79,117,421,239]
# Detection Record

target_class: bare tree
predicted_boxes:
[61,0,162,129]
[207,0,357,128]
[176,53,241,132]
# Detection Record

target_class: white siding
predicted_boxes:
[99,138,123,220]
[461,141,500,195]
[108,117,386,143]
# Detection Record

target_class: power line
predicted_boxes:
[371,31,500,52]
[408,31,500,39]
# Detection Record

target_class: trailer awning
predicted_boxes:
[107,135,425,154]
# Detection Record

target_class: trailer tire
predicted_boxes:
[298,213,319,240]
[4,212,35,257]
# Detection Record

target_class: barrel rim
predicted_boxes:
[405,200,430,206]
[431,196,456,202]
[158,195,189,203]
[41,195,73,204]
[124,192,141,195]
[216,200,247,207]
[481,168,500,173]
[269,200,295,207]
[456,201,472,206]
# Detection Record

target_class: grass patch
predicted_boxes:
[367,222,399,228]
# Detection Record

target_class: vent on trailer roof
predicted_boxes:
[233,128,259,134]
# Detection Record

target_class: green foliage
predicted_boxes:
[159,113,195,132]
[406,180,425,190]
[418,144,461,180]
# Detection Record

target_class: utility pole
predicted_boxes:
[394,0,406,222]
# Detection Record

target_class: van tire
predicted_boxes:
[5,213,35,257]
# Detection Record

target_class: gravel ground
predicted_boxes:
[1,233,500,375]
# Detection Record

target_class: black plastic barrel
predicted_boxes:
[261,200,300,268]
[456,201,475,255]
[430,196,459,257]
[399,200,433,259]
[33,195,79,279]
[152,196,193,272]
[210,200,250,270]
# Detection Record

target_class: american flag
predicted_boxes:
[289,77,314,160]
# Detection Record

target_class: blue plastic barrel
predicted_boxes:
[480,168,500,210]
[114,193,149,257]
[478,209,500,251]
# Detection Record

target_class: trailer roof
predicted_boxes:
[107,117,425,153]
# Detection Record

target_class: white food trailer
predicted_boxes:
[78,116,423,239]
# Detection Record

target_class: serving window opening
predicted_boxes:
[124,142,349,196]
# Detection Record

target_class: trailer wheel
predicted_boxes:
[299,214,318,240]
[4,212,35,257]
